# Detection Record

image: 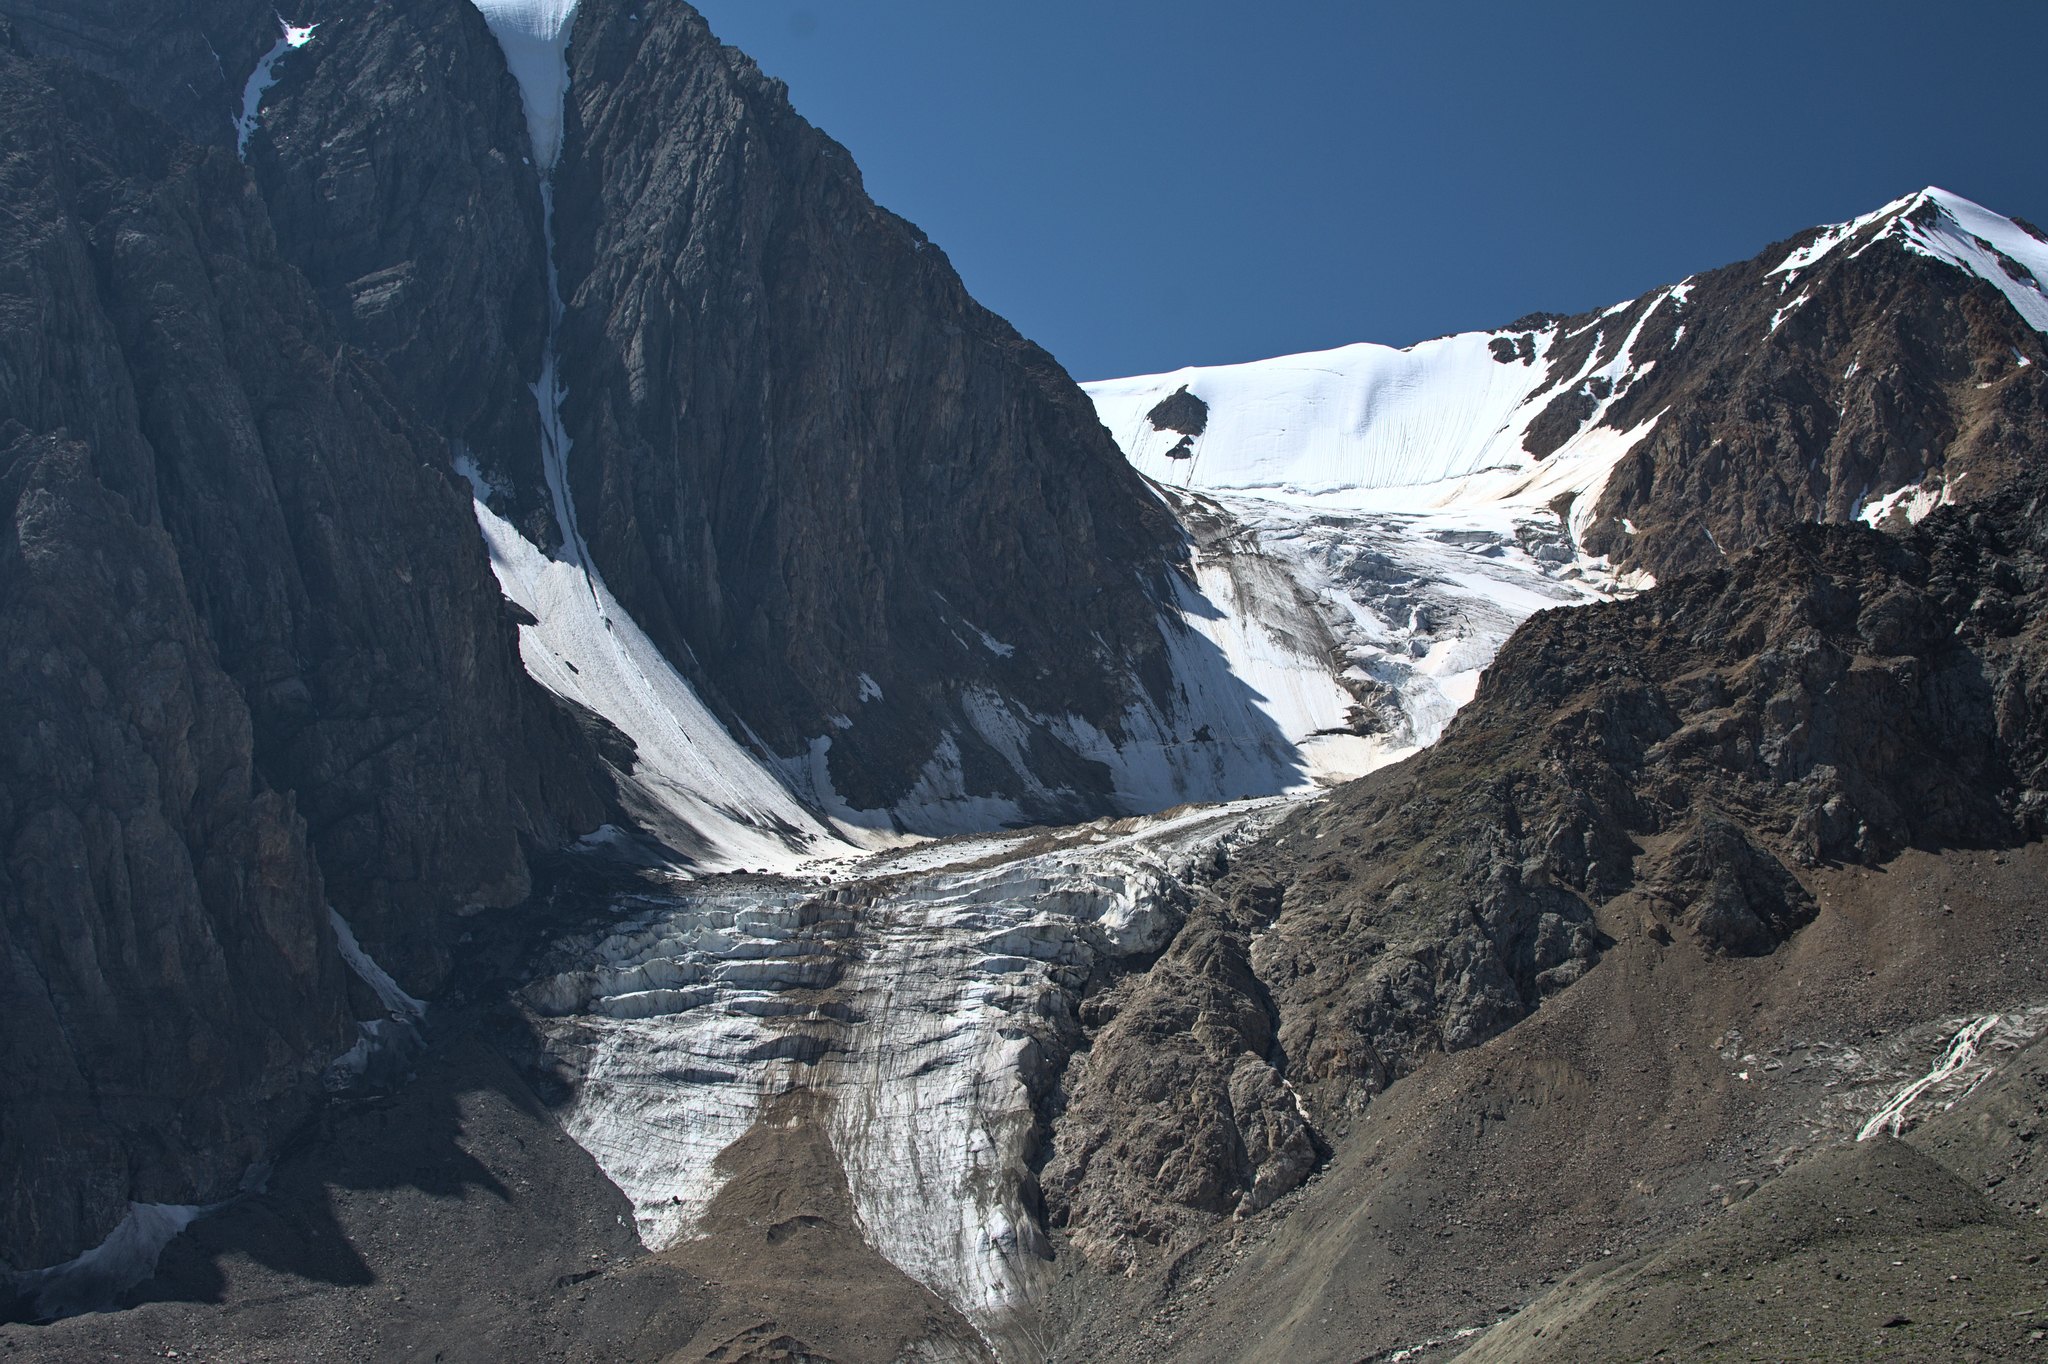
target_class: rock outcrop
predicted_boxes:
[240,0,562,543]
[1047,463,2048,1262]
[1580,191,2048,581]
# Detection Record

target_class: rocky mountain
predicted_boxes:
[0,0,1306,1299]
[2,0,2047,1358]
[1090,186,2048,580]
[1047,460,2048,1281]
[0,26,604,1280]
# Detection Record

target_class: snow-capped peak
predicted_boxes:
[1773,187,2048,333]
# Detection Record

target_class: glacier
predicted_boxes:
[521,800,1288,1350]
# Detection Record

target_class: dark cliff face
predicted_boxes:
[0,0,273,149]
[242,0,564,545]
[0,430,347,1277]
[1047,466,2048,1262]
[0,0,564,538]
[553,0,1185,818]
[0,43,601,1268]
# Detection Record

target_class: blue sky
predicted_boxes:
[685,0,2048,381]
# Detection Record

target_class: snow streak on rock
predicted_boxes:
[233,17,315,159]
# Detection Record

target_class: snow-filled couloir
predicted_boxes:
[462,0,868,871]
[468,0,579,170]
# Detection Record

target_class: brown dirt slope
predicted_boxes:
[1039,468,2048,1360]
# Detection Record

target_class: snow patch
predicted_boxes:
[1770,193,1918,277]
[462,472,853,873]
[966,621,1016,658]
[1085,327,1568,500]
[1769,290,1811,334]
[233,17,316,159]
[331,910,425,1021]
[323,909,428,1091]
[1858,474,1960,528]
[468,0,579,170]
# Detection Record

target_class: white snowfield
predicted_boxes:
[1080,286,1678,783]
[1084,302,1675,527]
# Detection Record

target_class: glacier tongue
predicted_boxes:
[522,801,1288,1343]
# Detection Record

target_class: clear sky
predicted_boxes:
[684,0,2048,382]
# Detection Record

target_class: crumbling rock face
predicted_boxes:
[0,46,600,1268]
[1043,877,1321,1263]
[1048,466,2048,1265]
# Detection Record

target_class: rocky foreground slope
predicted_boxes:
[1036,465,2048,1363]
